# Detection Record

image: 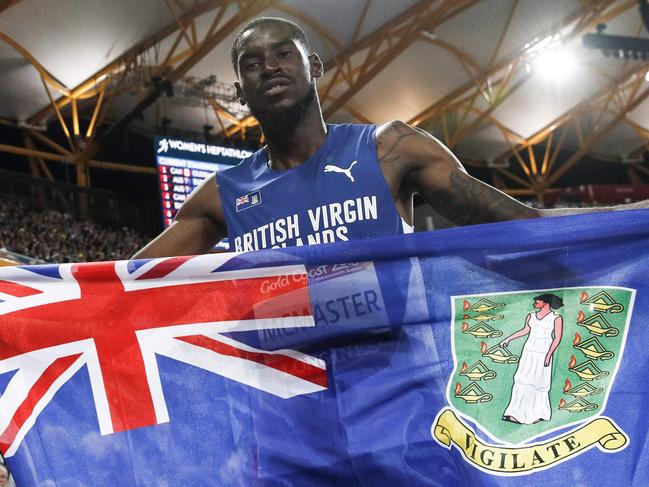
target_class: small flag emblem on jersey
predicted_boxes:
[236,190,261,212]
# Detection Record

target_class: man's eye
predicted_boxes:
[279,50,292,58]
[245,61,260,70]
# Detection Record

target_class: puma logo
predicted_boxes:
[323,160,358,182]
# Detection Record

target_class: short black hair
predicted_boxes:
[533,293,564,310]
[231,17,310,75]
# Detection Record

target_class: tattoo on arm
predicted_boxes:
[426,171,535,225]
[377,122,418,166]
[378,122,538,225]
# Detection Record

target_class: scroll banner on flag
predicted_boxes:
[1,209,649,486]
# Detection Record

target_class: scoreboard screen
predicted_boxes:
[154,136,253,227]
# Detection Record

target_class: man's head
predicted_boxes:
[231,17,310,76]
[231,17,323,135]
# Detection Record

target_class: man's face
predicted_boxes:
[234,23,321,119]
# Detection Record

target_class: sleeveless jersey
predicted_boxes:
[216,124,409,252]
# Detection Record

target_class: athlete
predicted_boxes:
[134,17,647,258]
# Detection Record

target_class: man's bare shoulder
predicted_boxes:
[375,120,459,172]
[375,120,419,159]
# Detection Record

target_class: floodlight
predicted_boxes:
[534,48,576,80]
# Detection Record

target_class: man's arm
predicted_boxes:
[538,201,649,216]
[133,174,227,258]
[376,120,647,226]
[377,120,539,225]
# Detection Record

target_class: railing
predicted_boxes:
[0,247,46,265]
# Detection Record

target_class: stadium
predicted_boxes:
[1,1,649,485]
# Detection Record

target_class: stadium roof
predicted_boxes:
[1,0,649,198]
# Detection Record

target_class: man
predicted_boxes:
[134,17,645,258]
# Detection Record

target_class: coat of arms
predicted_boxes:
[433,287,634,474]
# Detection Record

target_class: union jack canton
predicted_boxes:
[0,254,327,457]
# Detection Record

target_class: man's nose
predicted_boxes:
[263,54,281,73]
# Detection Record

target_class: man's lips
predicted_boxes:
[260,77,291,95]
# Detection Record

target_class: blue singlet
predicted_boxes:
[216,124,409,252]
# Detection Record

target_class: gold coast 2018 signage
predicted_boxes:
[432,287,634,474]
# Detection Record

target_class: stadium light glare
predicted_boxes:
[534,48,576,81]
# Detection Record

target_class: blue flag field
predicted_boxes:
[1,210,648,486]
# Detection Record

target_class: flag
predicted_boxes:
[1,210,649,485]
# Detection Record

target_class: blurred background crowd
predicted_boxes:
[0,199,150,263]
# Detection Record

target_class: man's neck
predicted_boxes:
[262,104,327,170]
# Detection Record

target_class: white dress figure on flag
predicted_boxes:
[500,294,564,425]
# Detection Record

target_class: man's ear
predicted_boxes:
[309,53,323,79]
[234,81,247,105]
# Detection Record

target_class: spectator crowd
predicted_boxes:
[0,199,151,263]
